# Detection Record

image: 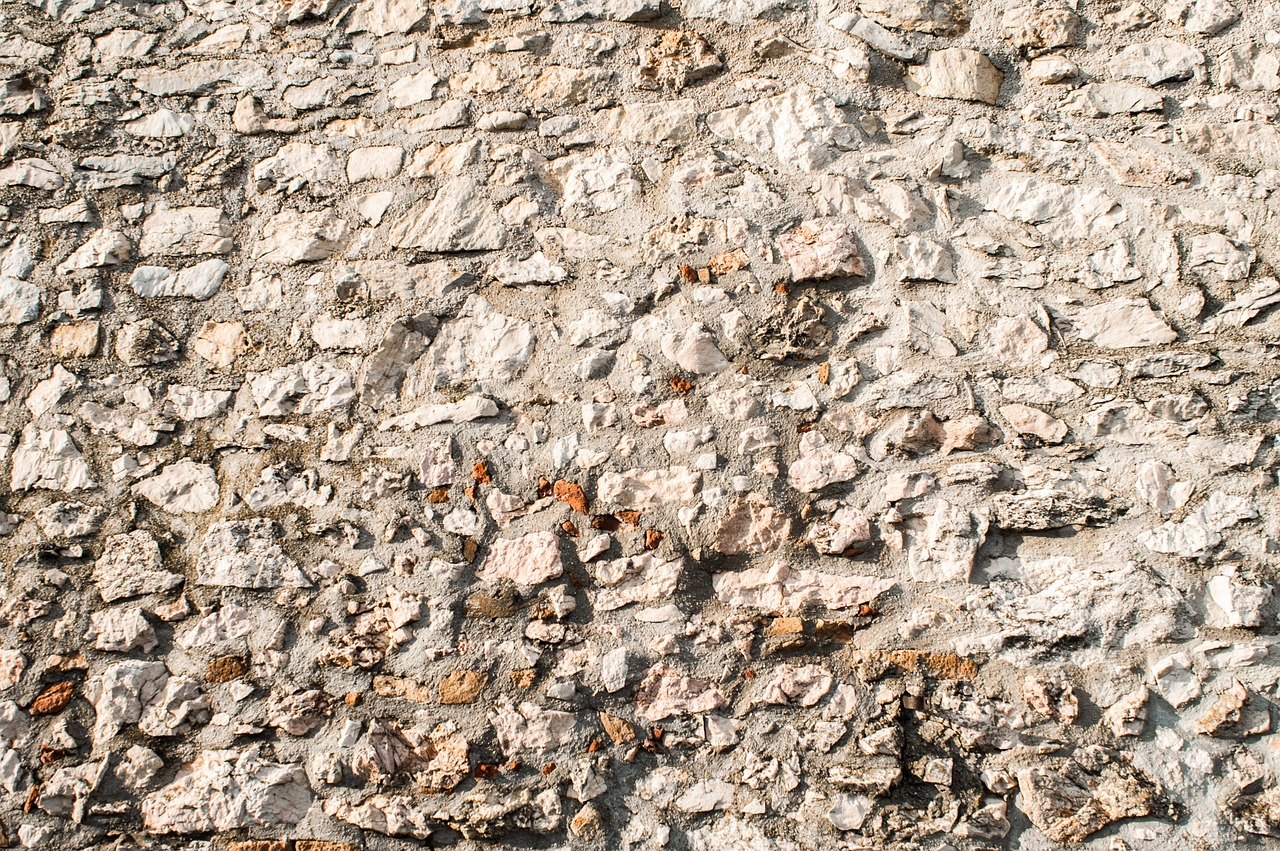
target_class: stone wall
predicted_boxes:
[1,0,1279,847]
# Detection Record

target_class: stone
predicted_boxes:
[140,207,233,256]
[247,358,355,416]
[347,146,405,182]
[634,663,726,721]
[253,209,349,264]
[412,296,534,389]
[11,426,92,492]
[131,461,220,513]
[592,553,682,610]
[1062,83,1163,116]
[1218,45,1280,91]
[129,259,228,300]
[1001,6,1077,52]
[477,532,563,585]
[1071,299,1177,349]
[597,466,700,508]
[116,319,179,367]
[908,500,988,582]
[388,178,506,252]
[192,321,249,369]
[706,86,855,172]
[713,563,895,612]
[1109,38,1206,84]
[595,100,699,143]
[86,608,158,653]
[197,519,311,588]
[788,432,859,492]
[715,495,791,554]
[908,49,1003,104]
[661,324,730,373]
[858,0,968,34]
[1016,758,1167,842]
[777,219,866,281]
[636,31,722,89]
[94,531,182,602]
[141,747,311,833]
[488,252,568,286]
[1000,403,1068,443]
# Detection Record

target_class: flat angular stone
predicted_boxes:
[777,219,866,281]
[707,86,855,173]
[131,460,220,514]
[1072,299,1177,349]
[141,747,311,833]
[477,532,563,585]
[11,425,93,492]
[908,48,1003,103]
[197,519,311,588]
[388,178,506,252]
[140,207,233,256]
[94,531,182,603]
[253,209,349,264]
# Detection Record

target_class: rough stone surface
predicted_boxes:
[0,2,1275,849]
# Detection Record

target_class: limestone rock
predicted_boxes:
[197,519,311,588]
[141,747,311,833]
[388,178,506,252]
[908,49,1003,104]
[777,219,866,281]
[11,425,93,492]
[129,259,228,300]
[707,86,855,172]
[139,207,233,256]
[253,209,349,264]
[1072,299,1177,349]
[94,531,182,603]
[713,563,895,612]
[715,495,791,554]
[131,460,220,514]
[477,532,563,585]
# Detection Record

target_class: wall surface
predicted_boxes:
[0,0,1279,848]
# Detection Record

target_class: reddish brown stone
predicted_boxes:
[29,681,75,716]
[553,480,589,514]
[599,712,636,744]
[207,655,249,683]
[439,670,487,705]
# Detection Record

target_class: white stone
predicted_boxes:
[129,258,228,299]
[593,553,682,611]
[11,426,92,492]
[86,608,158,652]
[140,207,233,256]
[125,109,194,138]
[598,466,700,508]
[253,209,349,264]
[141,747,311,833]
[788,432,859,493]
[490,702,577,754]
[908,48,1002,103]
[706,85,854,172]
[1071,299,1177,349]
[388,177,506,251]
[94,531,182,602]
[595,100,699,143]
[347,146,405,182]
[197,519,311,588]
[131,461,220,514]
[477,532,563,585]
[661,324,730,373]
[489,252,568,285]
[712,563,895,612]
[246,358,355,416]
